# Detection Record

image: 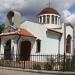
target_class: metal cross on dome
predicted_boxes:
[48,0,54,8]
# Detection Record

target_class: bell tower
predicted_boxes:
[4,10,22,32]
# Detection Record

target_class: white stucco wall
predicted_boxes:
[20,21,60,55]
[60,23,74,55]
[60,24,64,55]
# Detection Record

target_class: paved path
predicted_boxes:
[0,68,75,75]
[0,69,56,75]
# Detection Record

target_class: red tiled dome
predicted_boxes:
[39,8,60,15]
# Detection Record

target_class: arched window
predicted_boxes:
[66,35,71,53]
[36,39,41,53]
[51,15,54,24]
[47,15,50,24]
[43,15,46,23]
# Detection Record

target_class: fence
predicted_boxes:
[0,54,75,71]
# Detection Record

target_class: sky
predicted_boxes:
[0,0,75,26]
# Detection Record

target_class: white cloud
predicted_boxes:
[54,0,75,10]
[0,0,75,24]
[61,10,71,22]
[62,10,71,18]
[0,0,75,15]
[62,9,75,27]
[66,14,75,26]
[0,0,26,15]
[61,10,75,27]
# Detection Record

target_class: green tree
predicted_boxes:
[0,24,5,33]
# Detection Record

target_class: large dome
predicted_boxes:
[39,8,60,15]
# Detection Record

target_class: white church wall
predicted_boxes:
[60,24,64,55]
[20,21,60,55]
[41,31,60,55]
[20,21,46,54]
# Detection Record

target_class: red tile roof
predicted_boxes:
[39,8,60,15]
[0,28,36,38]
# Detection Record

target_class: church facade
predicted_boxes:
[0,8,74,61]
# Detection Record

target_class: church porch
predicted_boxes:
[0,28,36,61]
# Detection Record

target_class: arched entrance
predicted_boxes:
[4,39,12,60]
[20,41,31,61]
[66,35,72,53]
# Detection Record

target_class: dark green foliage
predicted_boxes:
[44,62,52,70]
[33,64,41,70]
[0,24,5,33]
[61,57,74,71]
[71,54,75,71]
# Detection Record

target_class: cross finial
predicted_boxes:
[48,0,53,8]
[49,0,50,8]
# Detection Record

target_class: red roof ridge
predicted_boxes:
[0,28,36,38]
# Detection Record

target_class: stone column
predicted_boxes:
[57,17,59,25]
[0,39,4,59]
[41,15,43,23]
[11,39,17,61]
[50,15,51,24]
[45,15,47,24]
[39,16,40,23]
[54,16,56,24]
[11,40,15,60]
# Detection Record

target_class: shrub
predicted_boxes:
[60,58,72,71]
[33,64,41,70]
[44,62,52,70]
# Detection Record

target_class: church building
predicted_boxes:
[0,7,74,61]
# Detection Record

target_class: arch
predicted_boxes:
[4,39,12,60]
[66,35,72,53]
[20,41,31,61]
[7,11,14,25]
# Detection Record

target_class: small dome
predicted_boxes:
[39,8,60,15]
